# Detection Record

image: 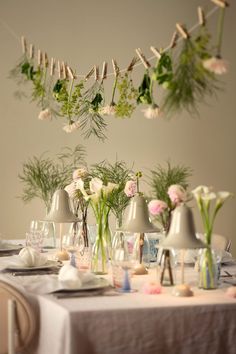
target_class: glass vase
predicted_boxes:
[76,221,92,272]
[91,223,109,275]
[198,247,218,289]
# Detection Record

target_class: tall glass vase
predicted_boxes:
[42,207,56,249]
[77,220,92,271]
[198,247,218,289]
[91,222,109,275]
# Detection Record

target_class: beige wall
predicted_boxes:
[0,0,235,256]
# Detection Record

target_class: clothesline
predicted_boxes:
[0,5,219,79]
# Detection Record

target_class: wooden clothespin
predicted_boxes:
[127,56,139,72]
[101,61,107,81]
[150,46,161,59]
[211,0,229,8]
[169,31,179,48]
[61,61,67,79]
[50,58,55,76]
[21,36,27,54]
[67,66,75,80]
[112,59,119,77]
[176,23,189,39]
[135,48,151,69]
[29,44,34,59]
[57,60,62,79]
[198,7,205,26]
[94,65,99,81]
[43,52,49,68]
[37,49,42,66]
[84,66,94,81]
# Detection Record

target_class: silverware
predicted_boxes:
[11,269,59,276]
[54,289,120,299]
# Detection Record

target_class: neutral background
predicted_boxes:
[0,0,235,256]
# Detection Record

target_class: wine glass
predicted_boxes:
[62,231,84,267]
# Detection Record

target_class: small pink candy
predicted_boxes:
[226,287,236,298]
[142,282,162,295]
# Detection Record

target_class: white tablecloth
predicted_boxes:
[1,259,236,354]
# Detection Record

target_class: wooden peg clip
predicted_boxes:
[135,48,151,69]
[67,66,75,80]
[94,65,99,81]
[211,0,229,8]
[84,66,94,81]
[127,56,139,72]
[37,49,42,66]
[101,61,107,80]
[57,60,62,79]
[169,31,179,48]
[112,59,119,77]
[43,52,49,68]
[21,36,27,54]
[198,7,205,26]
[176,23,189,39]
[150,46,161,59]
[50,58,55,76]
[29,44,34,59]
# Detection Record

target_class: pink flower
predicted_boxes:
[168,184,187,205]
[142,104,161,119]
[203,57,228,75]
[124,180,137,197]
[38,108,52,121]
[63,121,80,133]
[142,282,162,294]
[148,200,167,215]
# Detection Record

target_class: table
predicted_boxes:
[1,257,236,354]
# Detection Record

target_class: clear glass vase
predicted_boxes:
[76,221,92,271]
[198,247,218,289]
[91,223,109,275]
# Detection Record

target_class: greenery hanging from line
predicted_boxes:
[10,1,228,141]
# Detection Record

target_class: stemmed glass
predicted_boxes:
[62,230,84,267]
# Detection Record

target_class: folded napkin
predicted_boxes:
[19,247,48,267]
[58,264,96,289]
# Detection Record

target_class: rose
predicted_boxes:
[167,184,187,205]
[148,199,168,215]
[124,180,137,197]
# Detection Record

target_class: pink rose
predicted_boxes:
[148,199,167,215]
[168,184,187,205]
[124,180,137,197]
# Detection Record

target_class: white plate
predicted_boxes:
[0,244,22,252]
[57,277,110,292]
[6,260,59,271]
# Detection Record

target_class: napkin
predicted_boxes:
[19,247,48,267]
[58,264,96,289]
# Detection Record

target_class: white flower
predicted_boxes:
[192,185,212,198]
[216,191,232,204]
[203,57,228,75]
[201,192,217,201]
[64,182,76,198]
[142,104,160,119]
[99,104,116,116]
[90,177,103,194]
[103,182,118,196]
[38,108,52,121]
[63,121,80,133]
[73,168,88,180]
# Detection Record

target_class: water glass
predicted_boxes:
[26,230,43,252]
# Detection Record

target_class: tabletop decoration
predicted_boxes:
[76,175,118,274]
[192,185,232,289]
[148,162,192,285]
[19,247,48,267]
[121,172,158,275]
[8,2,229,140]
[226,287,236,299]
[142,281,162,295]
[161,203,206,296]
[45,189,79,261]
